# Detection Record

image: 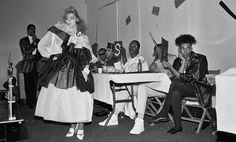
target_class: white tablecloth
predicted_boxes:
[93,73,171,105]
[216,68,236,134]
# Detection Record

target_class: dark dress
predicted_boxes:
[35,22,94,123]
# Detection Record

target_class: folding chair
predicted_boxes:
[146,94,166,117]
[146,91,174,123]
[181,69,220,134]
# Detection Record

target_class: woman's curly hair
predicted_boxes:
[63,6,87,34]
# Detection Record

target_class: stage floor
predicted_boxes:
[0,100,24,141]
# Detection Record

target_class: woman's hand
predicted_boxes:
[68,35,78,44]
[53,56,57,60]
[68,33,80,46]
[82,66,90,82]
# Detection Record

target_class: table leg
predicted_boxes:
[104,83,116,132]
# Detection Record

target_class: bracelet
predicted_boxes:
[83,68,90,74]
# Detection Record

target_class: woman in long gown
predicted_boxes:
[35,6,96,140]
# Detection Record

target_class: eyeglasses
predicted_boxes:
[99,53,106,56]
[130,45,138,48]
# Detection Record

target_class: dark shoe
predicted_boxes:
[167,127,182,134]
[148,116,169,124]
[94,109,110,117]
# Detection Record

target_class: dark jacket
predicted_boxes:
[37,26,94,93]
[18,36,41,73]
[19,36,41,61]
[175,51,211,107]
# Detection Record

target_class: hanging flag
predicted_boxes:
[152,6,160,16]
[126,15,131,25]
[174,0,185,9]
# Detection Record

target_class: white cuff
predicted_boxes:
[83,68,90,74]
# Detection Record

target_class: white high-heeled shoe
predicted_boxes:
[66,128,75,137]
[77,129,84,140]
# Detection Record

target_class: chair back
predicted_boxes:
[181,69,221,134]
[208,69,220,75]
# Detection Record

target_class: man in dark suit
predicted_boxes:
[19,24,41,108]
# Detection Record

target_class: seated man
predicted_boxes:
[90,48,107,72]
[91,48,114,117]
[105,42,119,67]
[99,40,149,126]
[148,34,209,134]
[129,44,178,134]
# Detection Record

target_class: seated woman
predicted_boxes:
[148,34,209,134]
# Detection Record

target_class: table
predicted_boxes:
[0,101,24,142]
[93,72,171,131]
[93,73,171,105]
[216,68,236,134]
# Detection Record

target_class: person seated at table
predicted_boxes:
[148,34,209,134]
[93,44,126,116]
[92,47,115,117]
[129,43,180,134]
[92,45,122,116]
[105,42,119,66]
[90,48,107,72]
[99,40,149,126]
[149,43,178,77]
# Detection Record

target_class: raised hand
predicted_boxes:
[162,61,171,69]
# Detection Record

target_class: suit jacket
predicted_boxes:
[18,36,41,73]
[19,36,41,61]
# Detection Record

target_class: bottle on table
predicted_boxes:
[138,59,142,72]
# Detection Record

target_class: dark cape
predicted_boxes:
[38,26,94,93]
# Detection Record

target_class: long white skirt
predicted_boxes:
[35,83,93,123]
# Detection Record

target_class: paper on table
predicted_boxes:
[114,61,123,71]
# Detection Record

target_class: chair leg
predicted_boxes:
[206,111,212,120]
[196,108,207,134]
[146,97,164,117]
[168,113,174,123]
[184,106,194,119]
[149,102,159,114]
[146,102,157,117]
[154,97,164,114]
